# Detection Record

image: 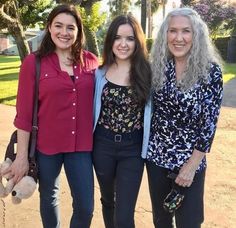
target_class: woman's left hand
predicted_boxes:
[175,162,196,187]
[175,149,206,187]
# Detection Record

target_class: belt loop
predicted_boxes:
[114,134,122,142]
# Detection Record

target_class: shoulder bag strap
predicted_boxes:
[29,55,40,158]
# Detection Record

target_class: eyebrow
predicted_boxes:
[54,21,76,27]
[169,26,191,30]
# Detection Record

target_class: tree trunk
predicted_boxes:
[141,0,147,34]
[0,2,30,62]
[84,27,100,57]
[147,0,152,38]
[8,23,30,62]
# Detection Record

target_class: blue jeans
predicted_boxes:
[37,151,94,228]
[146,161,205,228]
[93,126,144,228]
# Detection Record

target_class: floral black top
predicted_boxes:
[98,81,144,133]
[147,60,223,172]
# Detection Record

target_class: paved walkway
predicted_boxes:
[0,77,236,227]
[222,78,236,108]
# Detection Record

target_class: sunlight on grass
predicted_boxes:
[223,73,236,83]
[223,63,236,83]
[0,55,20,106]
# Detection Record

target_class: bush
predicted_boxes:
[214,37,230,61]
[146,38,154,53]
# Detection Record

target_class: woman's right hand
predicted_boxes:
[2,129,31,184]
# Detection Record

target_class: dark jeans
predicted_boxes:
[37,151,94,228]
[93,127,144,228]
[146,161,205,228]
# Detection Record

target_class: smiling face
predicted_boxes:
[112,24,136,62]
[49,12,78,52]
[167,15,193,62]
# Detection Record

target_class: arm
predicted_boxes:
[176,64,223,187]
[6,55,36,183]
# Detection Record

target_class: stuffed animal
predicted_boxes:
[0,158,15,197]
[0,157,37,204]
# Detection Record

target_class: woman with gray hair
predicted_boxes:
[144,7,223,228]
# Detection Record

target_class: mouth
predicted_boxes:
[58,37,70,43]
[173,44,185,48]
[118,49,129,54]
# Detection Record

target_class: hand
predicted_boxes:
[175,162,196,187]
[175,148,206,187]
[2,155,29,184]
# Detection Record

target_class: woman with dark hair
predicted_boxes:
[145,7,223,228]
[8,4,98,228]
[93,14,152,228]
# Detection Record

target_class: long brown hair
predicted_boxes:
[101,14,152,106]
[37,4,85,64]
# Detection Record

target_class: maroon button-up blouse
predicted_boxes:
[14,51,98,154]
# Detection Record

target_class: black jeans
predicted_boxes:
[146,161,205,228]
[93,126,144,228]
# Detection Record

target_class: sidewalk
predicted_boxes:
[0,99,236,227]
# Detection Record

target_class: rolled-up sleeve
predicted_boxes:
[195,65,223,153]
[14,54,36,132]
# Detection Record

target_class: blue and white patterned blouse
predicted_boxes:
[147,60,223,172]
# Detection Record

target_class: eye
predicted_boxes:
[68,26,75,30]
[168,29,176,33]
[115,35,121,40]
[183,29,191,33]
[127,36,135,41]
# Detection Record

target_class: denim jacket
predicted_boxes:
[93,67,152,158]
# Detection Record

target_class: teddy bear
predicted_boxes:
[0,157,37,204]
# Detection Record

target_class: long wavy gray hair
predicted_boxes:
[151,7,222,91]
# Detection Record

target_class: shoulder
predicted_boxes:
[20,53,37,73]
[22,53,36,65]
[208,62,222,83]
[95,66,107,80]
[82,50,99,68]
[95,66,106,74]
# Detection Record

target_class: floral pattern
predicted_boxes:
[98,81,144,133]
[147,60,223,172]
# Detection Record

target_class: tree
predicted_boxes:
[192,0,236,37]
[180,0,195,6]
[158,0,168,19]
[136,0,160,36]
[108,0,131,18]
[0,0,52,62]
[78,2,106,56]
[141,0,146,34]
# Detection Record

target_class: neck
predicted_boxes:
[175,58,187,81]
[114,59,131,70]
[106,60,131,86]
[56,49,73,66]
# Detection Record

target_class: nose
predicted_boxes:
[175,31,183,41]
[120,38,127,47]
[61,26,68,35]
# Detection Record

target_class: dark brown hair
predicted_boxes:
[37,4,85,64]
[101,14,152,105]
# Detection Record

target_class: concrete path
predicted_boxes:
[222,78,236,108]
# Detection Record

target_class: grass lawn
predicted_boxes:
[0,55,20,106]
[0,55,236,106]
